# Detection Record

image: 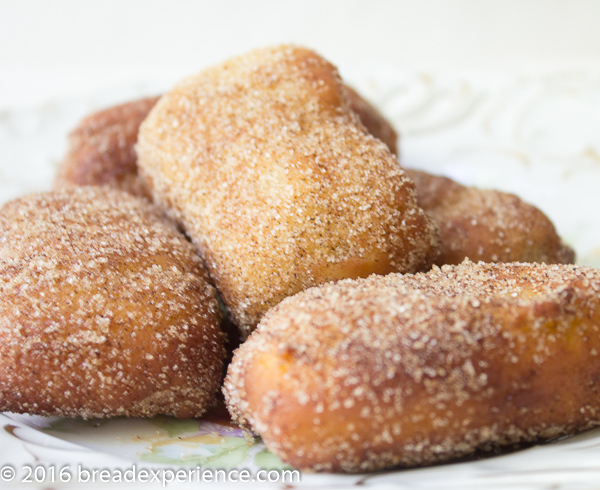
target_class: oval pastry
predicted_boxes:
[224,260,600,472]
[0,186,225,419]
[137,45,439,335]
[407,169,575,265]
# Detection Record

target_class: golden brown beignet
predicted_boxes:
[340,96,575,265]
[225,260,600,472]
[54,88,573,270]
[407,169,575,265]
[55,96,159,198]
[54,87,395,199]
[0,186,225,418]
[137,45,439,335]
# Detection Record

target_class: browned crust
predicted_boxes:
[224,260,600,472]
[54,86,396,199]
[55,96,160,198]
[344,85,398,155]
[0,186,225,419]
[407,169,576,265]
[54,64,572,273]
[137,45,439,335]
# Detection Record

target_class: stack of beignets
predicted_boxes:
[56,60,575,280]
[54,86,395,197]
[2,44,593,474]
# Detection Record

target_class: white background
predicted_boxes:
[2,0,600,108]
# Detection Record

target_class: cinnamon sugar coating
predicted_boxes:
[54,81,572,273]
[339,93,574,266]
[336,93,573,266]
[54,87,395,201]
[0,186,225,419]
[224,260,600,472]
[55,97,159,199]
[343,85,398,155]
[137,45,439,335]
[408,169,575,265]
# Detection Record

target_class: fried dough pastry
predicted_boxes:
[224,260,600,472]
[55,96,159,198]
[54,87,395,200]
[407,169,575,265]
[53,85,573,272]
[0,186,225,419]
[327,91,575,266]
[137,45,439,335]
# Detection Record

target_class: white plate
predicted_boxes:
[2,64,600,489]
